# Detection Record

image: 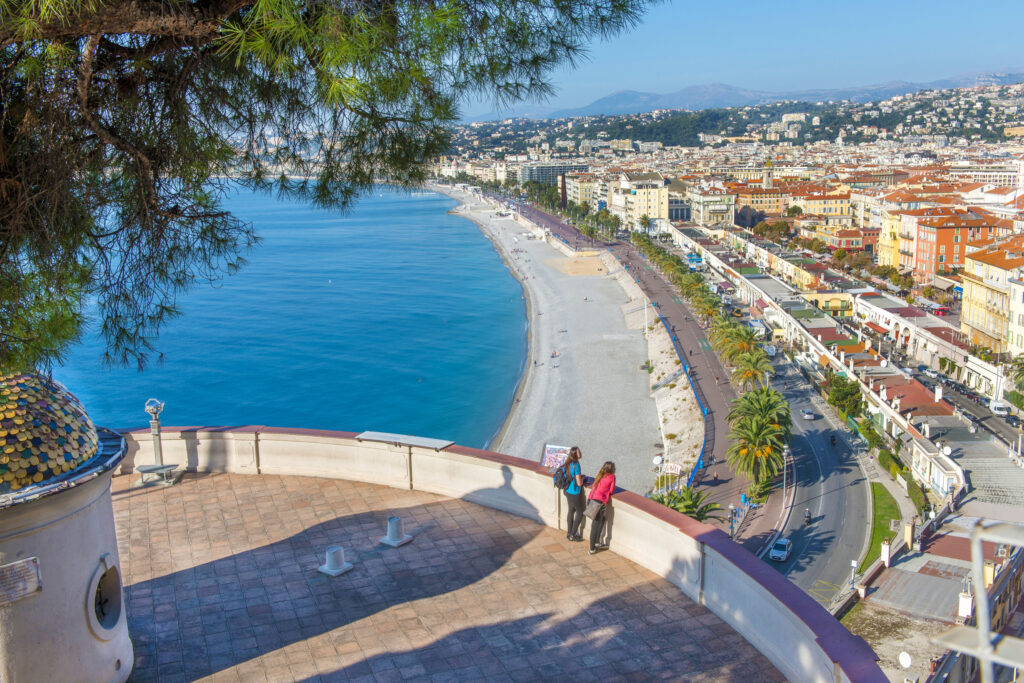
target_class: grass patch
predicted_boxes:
[858,482,900,572]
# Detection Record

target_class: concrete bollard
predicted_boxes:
[318,545,354,577]
[380,516,413,548]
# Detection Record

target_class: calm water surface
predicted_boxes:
[55,186,527,447]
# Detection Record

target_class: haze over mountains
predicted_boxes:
[468,71,1024,122]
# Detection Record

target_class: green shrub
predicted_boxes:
[1005,390,1024,411]
[877,449,894,472]
[858,420,884,451]
[907,482,928,517]
[665,433,677,441]
[746,480,772,504]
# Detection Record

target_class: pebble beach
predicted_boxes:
[437,185,663,494]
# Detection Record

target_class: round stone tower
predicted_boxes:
[0,372,132,682]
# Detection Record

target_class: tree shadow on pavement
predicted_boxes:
[125,483,541,681]
[297,574,779,682]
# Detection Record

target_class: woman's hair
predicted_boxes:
[566,446,581,464]
[592,461,616,488]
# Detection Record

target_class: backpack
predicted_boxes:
[553,463,573,490]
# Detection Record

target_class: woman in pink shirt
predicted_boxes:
[587,461,616,554]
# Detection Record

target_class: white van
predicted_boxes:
[990,401,1010,417]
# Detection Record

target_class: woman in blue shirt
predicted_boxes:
[563,446,585,541]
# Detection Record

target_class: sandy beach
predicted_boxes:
[436,185,663,494]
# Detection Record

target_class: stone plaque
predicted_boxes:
[0,557,41,606]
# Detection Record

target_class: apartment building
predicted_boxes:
[913,209,1004,281]
[791,192,851,217]
[564,173,604,209]
[516,162,589,185]
[734,186,787,214]
[607,172,669,230]
[960,234,1024,354]
[687,185,736,226]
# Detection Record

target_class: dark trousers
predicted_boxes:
[564,489,584,537]
[590,503,607,550]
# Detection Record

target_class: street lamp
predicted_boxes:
[145,398,165,467]
[728,504,737,539]
[850,559,858,591]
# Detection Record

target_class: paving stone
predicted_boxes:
[114,472,777,681]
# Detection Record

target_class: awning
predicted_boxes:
[865,322,887,334]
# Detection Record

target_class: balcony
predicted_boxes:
[899,249,914,256]
[899,232,914,240]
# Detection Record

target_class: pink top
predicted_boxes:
[588,474,616,503]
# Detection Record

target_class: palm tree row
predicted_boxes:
[631,234,723,323]
[709,316,774,390]
[628,234,791,489]
[725,387,792,485]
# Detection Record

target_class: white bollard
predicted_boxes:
[379,515,413,548]
[318,545,354,577]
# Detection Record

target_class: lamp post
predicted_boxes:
[850,559,858,591]
[145,399,165,467]
[728,504,736,539]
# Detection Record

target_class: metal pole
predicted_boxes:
[150,417,163,467]
[972,521,994,683]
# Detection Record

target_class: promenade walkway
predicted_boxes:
[116,472,782,681]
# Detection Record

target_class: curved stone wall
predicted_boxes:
[120,426,884,683]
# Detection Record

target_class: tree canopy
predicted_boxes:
[1,0,650,370]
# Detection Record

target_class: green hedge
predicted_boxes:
[1005,390,1024,411]
[907,481,928,517]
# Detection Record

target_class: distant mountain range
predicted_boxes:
[467,71,1024,122]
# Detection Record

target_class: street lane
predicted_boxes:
[769,361,870,607]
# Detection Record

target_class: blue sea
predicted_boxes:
[55,185,528,448]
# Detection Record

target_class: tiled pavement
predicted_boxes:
[113,473,782,682]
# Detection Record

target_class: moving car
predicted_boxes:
[731,308,743,318]
[801,408,815,420]
[769,538,792,562]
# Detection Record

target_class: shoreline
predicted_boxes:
[432,184,536,450]
[433,183,663,493]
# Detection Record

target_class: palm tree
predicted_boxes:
[650,486,722,521]
[730,351,775,390]
[727,415,786,484]
[691,292,719,323]
[710,322,759,365]
[1008,354,1024,391]
[727,387,792,437]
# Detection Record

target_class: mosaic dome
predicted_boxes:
[0,372,98,493]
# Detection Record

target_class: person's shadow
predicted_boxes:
[125,471,543,681]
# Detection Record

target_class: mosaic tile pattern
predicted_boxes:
[0,372,98,492]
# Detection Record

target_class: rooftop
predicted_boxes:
[116,472,782,682]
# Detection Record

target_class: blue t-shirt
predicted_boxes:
[566,462,581,495]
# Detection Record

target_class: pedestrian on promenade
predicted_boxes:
[586,461,616,554]
[563,447,585,542]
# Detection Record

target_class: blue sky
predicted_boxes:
[465,0,1024,116]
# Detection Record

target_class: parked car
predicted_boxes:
[731,308,743,318]
[991,401,1010,417]
[801,409,815,420]
[769,538,792,562]
[923,368,939,378]
[1006,414,1020,428]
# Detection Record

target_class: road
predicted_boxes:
[767,361,870,607]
